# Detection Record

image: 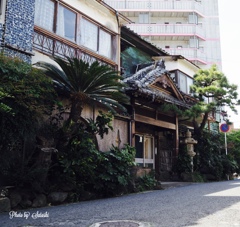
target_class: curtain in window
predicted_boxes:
[144,137,153,159]
[187,77,193,94]
[56,5,65,38]
[34,0,54,31]
[57,5,76,41]
[99,30,111,59]
[80,18,98,52]
[179,72,187,93]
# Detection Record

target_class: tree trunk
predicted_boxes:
[193,112,209,137]
[68,101,83,123]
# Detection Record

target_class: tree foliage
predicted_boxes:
[35,57,129,124]
[0,55,57,188]
[0,55,56,116]
[186,65,239,134]
[175,131,238,181]
[226,130,240,173]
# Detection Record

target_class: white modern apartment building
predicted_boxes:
[104,0,222,69]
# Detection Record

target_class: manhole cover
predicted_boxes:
[99,221,139,227]
[90,220,152,227]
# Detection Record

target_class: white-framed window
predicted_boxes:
[57,4,76,41]
[178,71,193,94]
[187,76,193,94]
[34,0,54,32]
[135,135,154,168]
[188,13,198,24]
[179,72,187,93]
[139,12,149,23]
[189,37,199,48]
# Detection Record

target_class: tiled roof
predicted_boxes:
[123,60,191,108]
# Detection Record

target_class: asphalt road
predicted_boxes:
[1,179,240,227]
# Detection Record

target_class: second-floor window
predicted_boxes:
[178,72,193,94]
[80,18,98,52]
[171,70,193,94]
[35,0,54,32]
[34,0,115,60]
[57,4,76,42]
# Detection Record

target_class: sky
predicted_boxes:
[218,0,240,128]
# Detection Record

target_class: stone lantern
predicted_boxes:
[180,130,198,172]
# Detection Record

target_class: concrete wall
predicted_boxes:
[153,56,198,78]
[63,0,119,33]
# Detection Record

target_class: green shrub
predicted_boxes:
[194,130,238,181]
[92,145,136,197]
[48,123,136,201]
[135,172,157,191]
[192,172,205,182]
[0,55,56,190]
[174,145,192,175]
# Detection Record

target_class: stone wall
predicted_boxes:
[0,0,35,63]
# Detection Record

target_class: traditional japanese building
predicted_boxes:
[0,0,201,178]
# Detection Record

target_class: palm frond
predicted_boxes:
[35,61,73,93]
[35,57,129,121]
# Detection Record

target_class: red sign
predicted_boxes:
[220,123,230,133]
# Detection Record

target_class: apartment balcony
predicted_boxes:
[164,48,205,59]
[126,23,205,40]
[104,0,204,17]
[163,48,207,65]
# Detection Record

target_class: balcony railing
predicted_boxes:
[33,26,117,68]
[126,23,205,39]
[163,48,206,61]
[104,0,203,15]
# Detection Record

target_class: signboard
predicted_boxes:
[220,123,230,133]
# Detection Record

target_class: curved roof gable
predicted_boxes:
[123,60,190,108]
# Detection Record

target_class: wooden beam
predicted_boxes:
[175,115,179,156]
[135,114,176,130]
[131,98,136,146]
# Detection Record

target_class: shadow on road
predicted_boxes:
[1,179,240,227]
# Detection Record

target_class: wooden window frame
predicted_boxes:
[34,0,116,61]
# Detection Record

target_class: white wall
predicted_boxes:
[32,52,58,65]
[62,0,119,33]
[153,56,198,78]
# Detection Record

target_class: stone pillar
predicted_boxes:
[180,130,198,172]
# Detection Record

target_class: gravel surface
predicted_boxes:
[1,180,240,227]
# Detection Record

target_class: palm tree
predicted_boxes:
[35,57,129,124]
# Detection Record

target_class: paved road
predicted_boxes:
[1,179,240,227]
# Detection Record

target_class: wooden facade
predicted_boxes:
[122,57,192,179]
